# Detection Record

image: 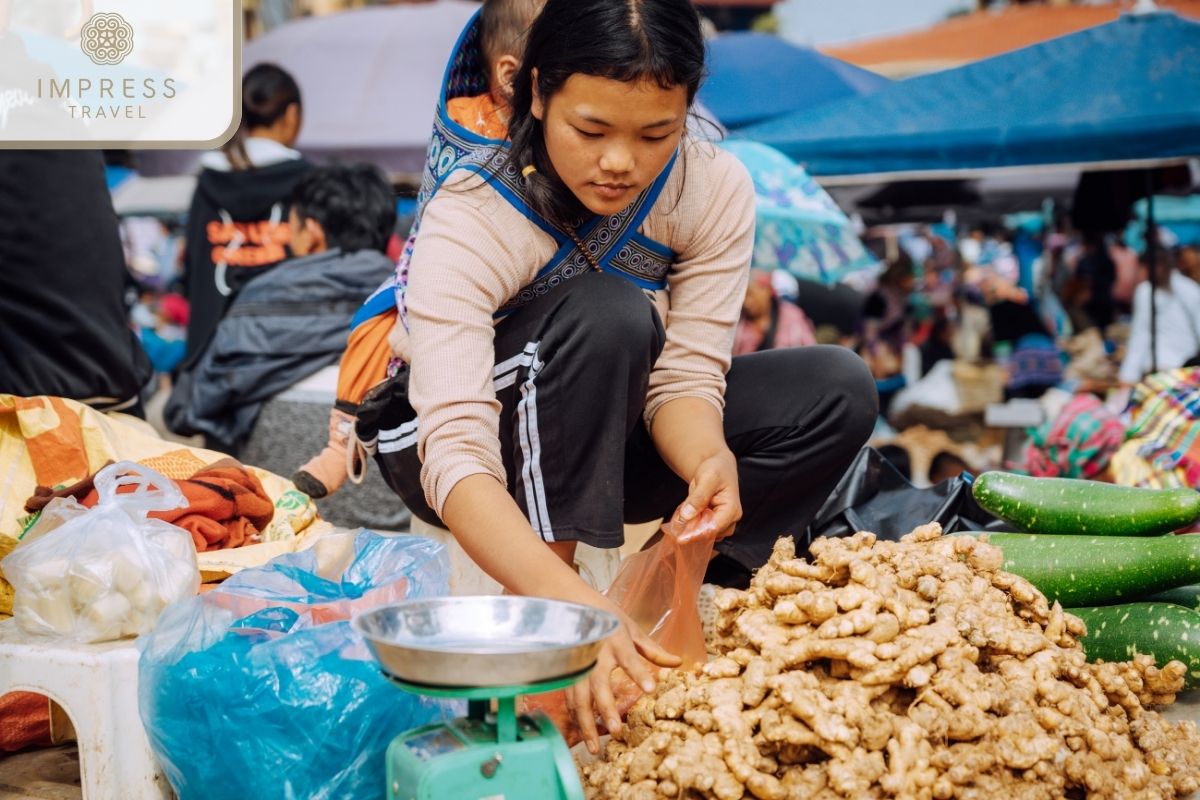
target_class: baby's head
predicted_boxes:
[479,0,545,102]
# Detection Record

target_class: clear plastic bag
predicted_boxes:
[202,529,423,625]
[526,510,719,742]
[137,530,459,800]
[1,461,198,642]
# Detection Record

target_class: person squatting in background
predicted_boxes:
[1022,393,1126,482]
[165,165,397,453]
[731,268,816,356]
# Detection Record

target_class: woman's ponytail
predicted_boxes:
[507,106,585,230]
[222,63,303,172]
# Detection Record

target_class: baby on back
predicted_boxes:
[447,0,546,139]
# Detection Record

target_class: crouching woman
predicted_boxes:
[369,0,878,752]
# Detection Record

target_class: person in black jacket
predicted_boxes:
[0,151,152,412]
[180,63,315,370]
[165,165,397,453]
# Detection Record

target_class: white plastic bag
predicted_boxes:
[2,462,200,642]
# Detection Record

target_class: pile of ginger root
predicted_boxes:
[579,524,1200,799]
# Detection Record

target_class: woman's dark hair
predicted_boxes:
[289,164,397,254]
[506,0,706,229]
[223,63,302,172]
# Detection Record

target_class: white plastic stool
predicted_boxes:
[0,619,171,800]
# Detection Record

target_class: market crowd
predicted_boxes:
[6,75,1200,528]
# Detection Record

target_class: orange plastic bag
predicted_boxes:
[525,510,718,742]
[605,510,717,667]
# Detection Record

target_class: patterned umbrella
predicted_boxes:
[721,140,880,286]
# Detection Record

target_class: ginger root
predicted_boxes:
[579,525,1200,799]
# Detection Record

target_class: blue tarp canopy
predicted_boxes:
[736,12,1200,178]
[1126,194,1200,250]
[698,32,889,129]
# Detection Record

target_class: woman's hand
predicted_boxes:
[566,601,680,755]
[444,477,679,754]
[673,449,742,540]
[647,398,742,539]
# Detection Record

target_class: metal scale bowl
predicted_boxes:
[353,596,619,800]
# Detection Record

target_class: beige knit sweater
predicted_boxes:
[392,141,756,516]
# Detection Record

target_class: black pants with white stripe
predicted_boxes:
[366,272,877,584]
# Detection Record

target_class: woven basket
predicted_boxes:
[952,361,1006,413]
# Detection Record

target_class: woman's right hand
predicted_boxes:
[441,478,681,752]
[567,601,681,755]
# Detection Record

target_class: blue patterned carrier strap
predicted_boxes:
[469,148,678,318]
[394,10,676,325]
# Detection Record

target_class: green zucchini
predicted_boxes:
[970,532,1200,607]
[1067,602,1200,688]
[972,471,1200,536]
[1142,584,1200,610]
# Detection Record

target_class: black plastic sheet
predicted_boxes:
[806,447,1011,547]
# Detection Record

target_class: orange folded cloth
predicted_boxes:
[25,459,275,552]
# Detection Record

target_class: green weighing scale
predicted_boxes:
[353,596,620,800]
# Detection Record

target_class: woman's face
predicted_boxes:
[533,73,687,217]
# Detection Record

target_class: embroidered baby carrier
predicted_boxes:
[350,10,678,333]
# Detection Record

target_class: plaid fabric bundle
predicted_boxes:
[1110,440,1187,489]
[1023,393,1126,479]
[1116,367,1200,488]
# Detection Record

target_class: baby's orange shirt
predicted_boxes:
[446,92,510,141]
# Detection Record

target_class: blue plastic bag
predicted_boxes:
[138,530,458,800]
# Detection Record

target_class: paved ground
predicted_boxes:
[0,746,79,799]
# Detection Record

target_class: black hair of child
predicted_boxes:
[289,164,397,254]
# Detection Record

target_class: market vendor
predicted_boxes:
[363,0,877,751]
